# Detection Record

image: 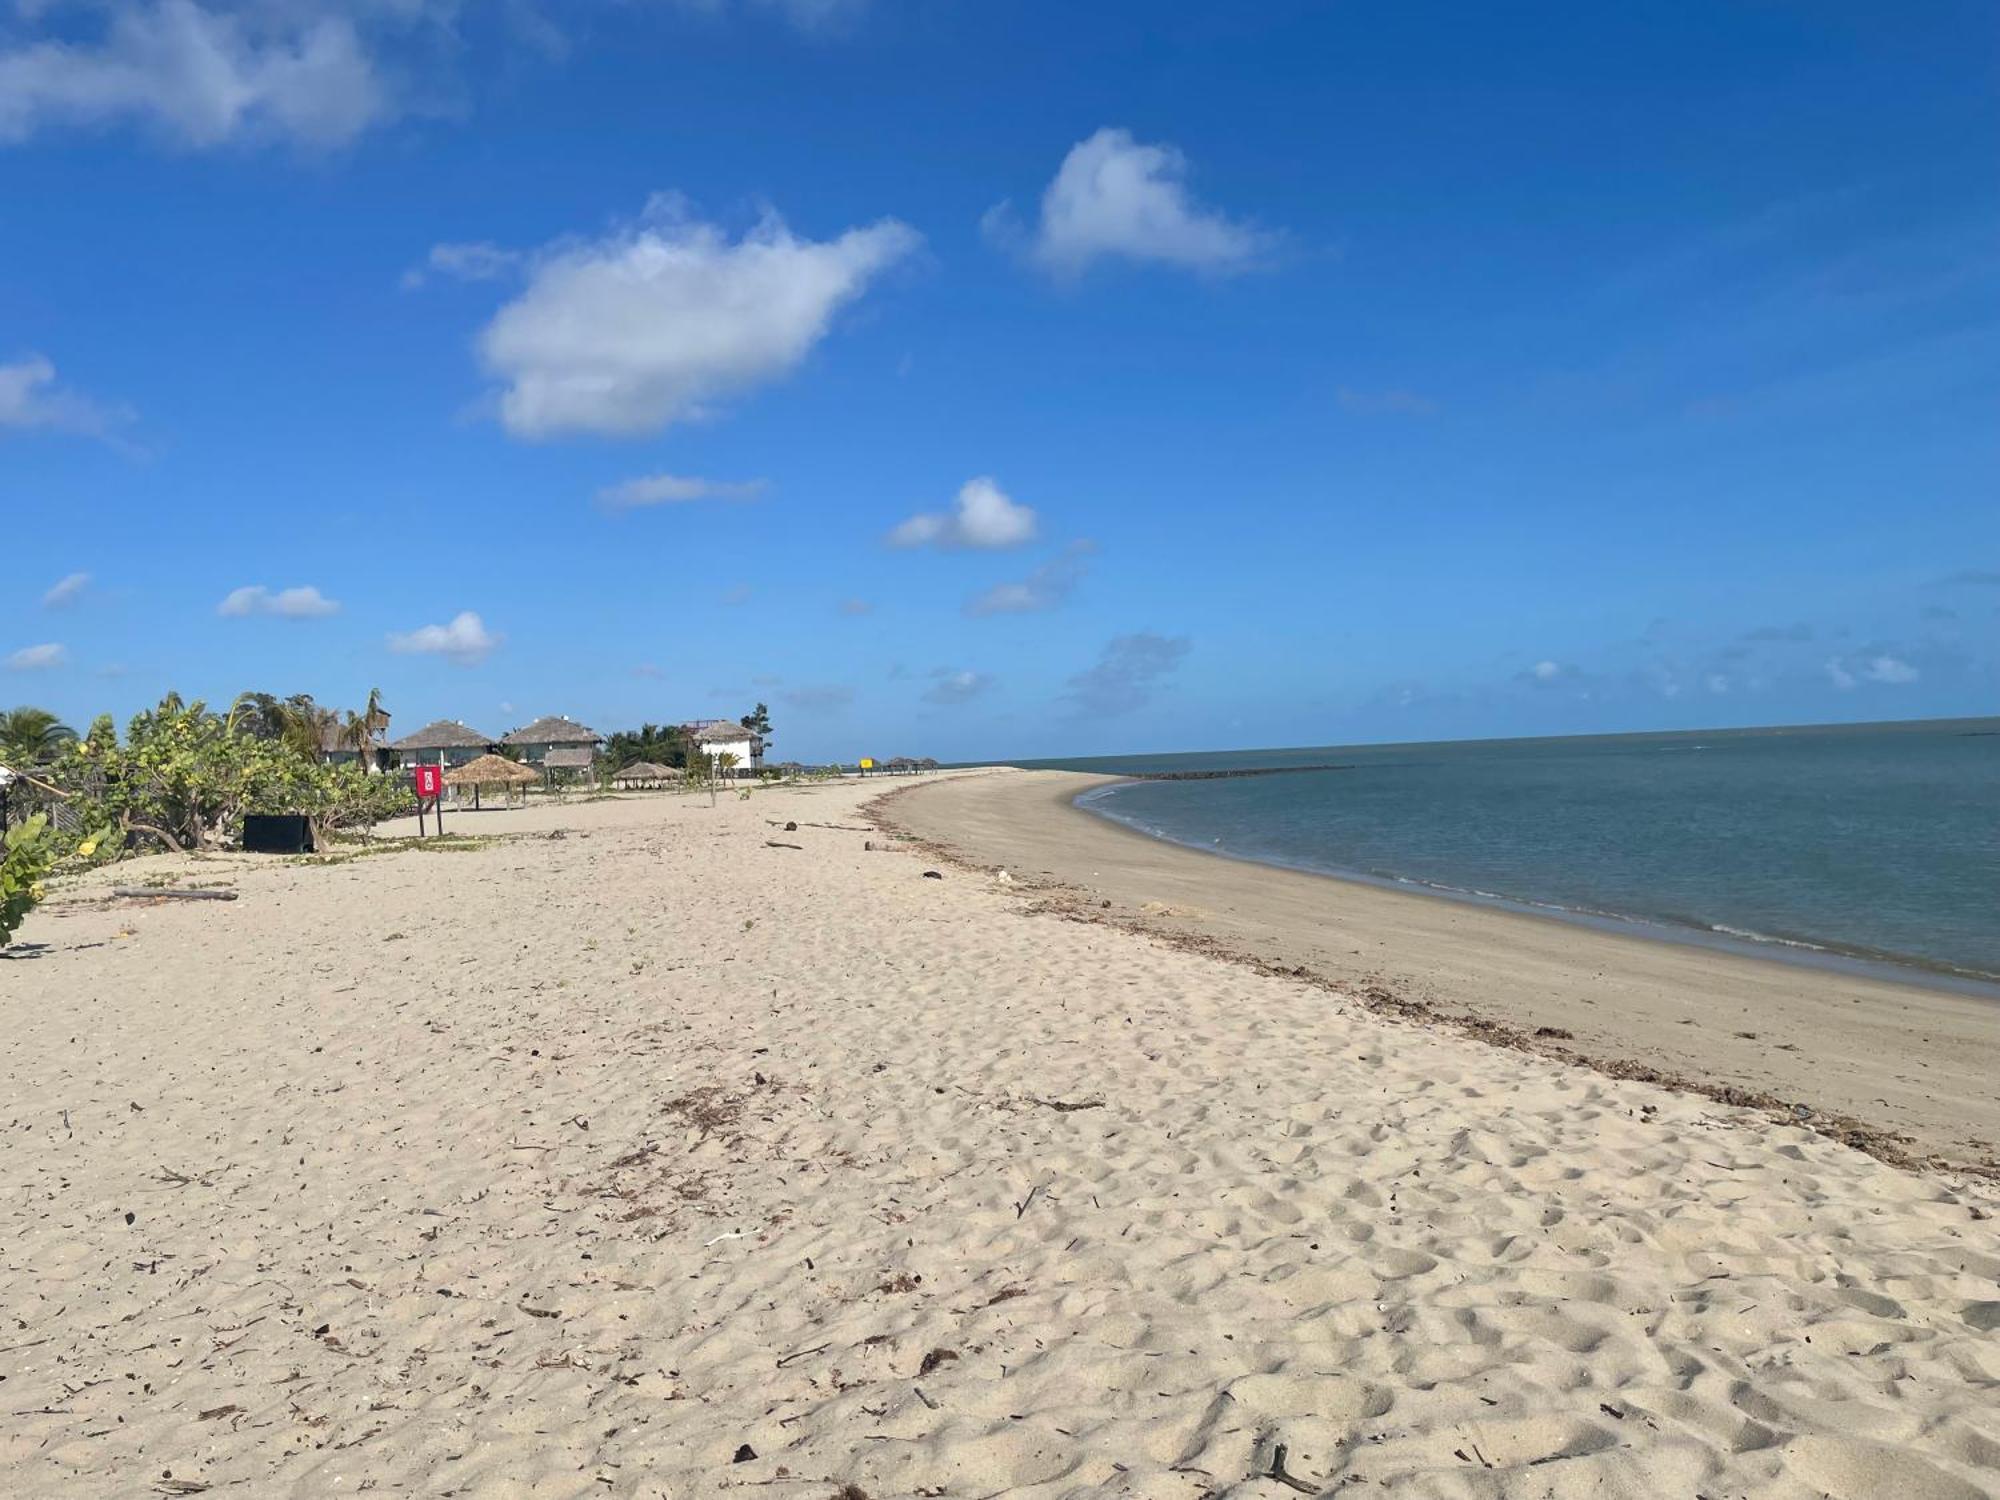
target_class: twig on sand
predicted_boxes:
[112,887,238,902]
[1025,1095,1104,1113]
[1015,1183,1044,1219]
[776,1342,829,1368]
[764,841,804,850]
[1264,1442,1316,1493]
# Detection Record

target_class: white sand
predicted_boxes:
[3,771,1997,1499]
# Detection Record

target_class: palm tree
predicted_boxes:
[359,687,389,770]
[280,697,337,762]
[226,691,286,740]
[0,706,76,767]
[229,692,339,761]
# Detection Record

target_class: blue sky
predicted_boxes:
[3,0,1996,761]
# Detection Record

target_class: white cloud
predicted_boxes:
[1705,673,1730,694]
[966,539,1093,615]
[217,583,340,619]
[6,642,68,671]
[0,355,128,438]
[389,610,498,665]
[453,197,919,438]
[1864,654,1918,684]
[403,240,522,290]
[1531,660,1562,680]
[42,571,90,608]
[0,2,390,149]
[596,472,766,510]
[889,476,1037,550]
[924,667,993,705]
[1825,652,1920,689]
[990,127,1273,278]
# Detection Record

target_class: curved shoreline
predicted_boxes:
[875,767,2000,1176]
[1075,778,2000,999]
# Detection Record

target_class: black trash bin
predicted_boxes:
[243,814,314,854]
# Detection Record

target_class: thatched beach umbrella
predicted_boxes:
[611,760,672,788]
[444,752,537,810]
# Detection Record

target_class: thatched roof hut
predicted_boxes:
[503,715,600,747]
[444,753,536,788]
[685,719,759,746]
[441,752,536,809]
[542,746,596,771]
[390,720,492,752]
[611,759,673,786]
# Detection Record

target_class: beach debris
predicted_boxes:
[1026,1094,1105,1112]
[765,841,804,850]
[1262,1442,1316,1493]
[111,887,238,903]
[1533,1026,1573,1040]
[922,870,943,880]
[916,1347,958,1377]
[784,821,798,832]
[830,1486,873,1500]
[733,1444,757,1463]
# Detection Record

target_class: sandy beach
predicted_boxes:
[5,769,1998,1499]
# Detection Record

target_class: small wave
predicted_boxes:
[1709,923,1831,954]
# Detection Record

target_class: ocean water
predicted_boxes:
[1018,719,2000,989]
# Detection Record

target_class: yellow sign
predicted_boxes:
[858,758,875,770]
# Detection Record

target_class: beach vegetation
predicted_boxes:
[740,702,773,749]
[1,814,54,948]
[0,707,77,767]
[45,694,415,857]
[605,722,690,772]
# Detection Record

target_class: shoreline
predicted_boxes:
[877,767,2000,1176]
[1073,778,2000,1000]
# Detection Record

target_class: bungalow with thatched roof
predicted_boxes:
[388,719,493,769]
[443,752,538,810]
[611,759,674,788]
[503,715,602,768]
[684,718,763,775]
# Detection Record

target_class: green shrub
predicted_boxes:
[1,814,54,948]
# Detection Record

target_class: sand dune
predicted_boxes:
[3,771,1996,1498]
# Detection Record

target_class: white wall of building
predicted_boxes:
[695,736,760,772]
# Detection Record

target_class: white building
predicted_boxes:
[684,719,763,775]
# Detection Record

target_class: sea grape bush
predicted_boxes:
[0,814,53,948]
[47,695,417,857]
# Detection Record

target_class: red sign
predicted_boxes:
[411,764,443,799]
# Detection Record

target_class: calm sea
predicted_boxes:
[1015,719,2000,990]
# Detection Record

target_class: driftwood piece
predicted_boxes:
[110,887,239,902]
